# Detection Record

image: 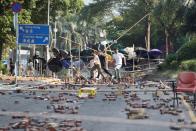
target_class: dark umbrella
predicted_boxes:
[47,58,62,73]
[135,47,148,58]
[52,48,60,59]
[92,43,105,51]
[59,49,69,59]
[70,48,80,57]
[80,49,94,62]
[149,49,162,58]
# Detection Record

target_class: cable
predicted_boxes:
[106,13,150,50]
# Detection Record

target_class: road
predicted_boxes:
[0,79,194,130]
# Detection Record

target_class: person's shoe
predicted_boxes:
[95,77,100,80]
[111,76,115,79]
[88,78,93,81]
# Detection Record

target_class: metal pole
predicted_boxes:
[15,13,19,85]
[132,44,135,84]
[18,45,21,76]
[47,0,50,25]
[54,20,57,48]
[70,42,73,83]
[79,44,81,84]
[46,0,50,76]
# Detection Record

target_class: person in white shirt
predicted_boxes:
[90,50,105,79]
[112,48,126,81]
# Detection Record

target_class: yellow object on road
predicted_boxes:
[78,87,97,98]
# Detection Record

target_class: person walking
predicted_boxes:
[90,50,105,80]
[96,50,113,79]
[27,59,34,76]
[9,58,15,76]
[112,48,126,82]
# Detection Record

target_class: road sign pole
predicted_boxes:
[15,12,19,85]
[46,0,50,76]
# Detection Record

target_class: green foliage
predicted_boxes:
[157,62,167,71]
[31,0,84,24]
[183,2,196,33]
[0,6,32,59]
[80,0,118,23]
[158,53,179,70]
[180,59,196,71]
[176,37,196,61]
[165,53,177,64]
[0,62,8,75]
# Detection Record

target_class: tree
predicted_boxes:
[0,1,32,60]
[18,0,84,61]
[31,0,84,24]
[153,0,187,55]
[183,1,196,34]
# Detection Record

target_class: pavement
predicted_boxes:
[0,75,195,130]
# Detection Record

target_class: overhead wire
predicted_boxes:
[106,13,150,50]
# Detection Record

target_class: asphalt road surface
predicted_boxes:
[0,84,193,131]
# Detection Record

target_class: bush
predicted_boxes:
[170,60,179,69]
[157,62,167,70]
[157,54,179,70]
[176,37,196,61]
[0,62,8,75]
[180,59,196,71]
[165,53,177,64]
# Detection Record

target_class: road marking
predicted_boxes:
[181,95,196,123]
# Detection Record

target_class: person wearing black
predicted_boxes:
[96,51,113,79]
[9,58,15,76]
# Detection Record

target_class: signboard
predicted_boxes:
[18,24,50,45]
[12,2,22,13]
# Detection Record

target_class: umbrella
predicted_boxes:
[47,58,62,73]
[70,48,80,56]
[61,59,71,69]
[101,40,108,46]
[119,48,127,55]
[59,49,69,59]
[124,47,134,53]
[124,47,136,59]
[135,47,148,58]
[92,43,105,51]
[73,60,85,69]
[51,48,60,58]
[80,49,94,62]
[149,49,162,58]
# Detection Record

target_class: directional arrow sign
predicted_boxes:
[18,24,50,45]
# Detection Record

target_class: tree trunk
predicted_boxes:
[165,29,169,56]
[146,15,151,51]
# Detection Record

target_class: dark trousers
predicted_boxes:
[97,67,112,78]
[90,64,105,79]
[10,67,14,76]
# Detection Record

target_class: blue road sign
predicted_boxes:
[18,24,50,45]
[12,2,22,13]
